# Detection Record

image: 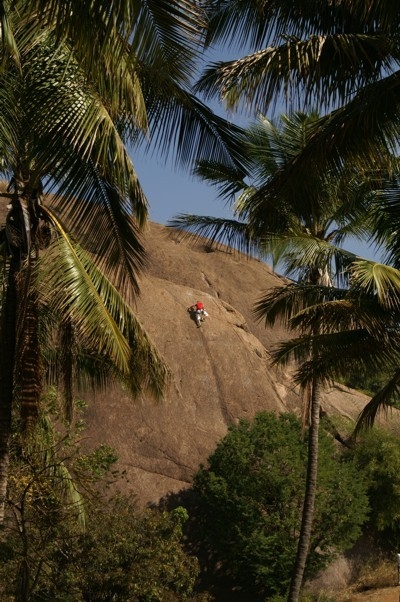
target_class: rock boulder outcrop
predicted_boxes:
[83,223,390,506]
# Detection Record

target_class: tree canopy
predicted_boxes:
[190,412,369,600]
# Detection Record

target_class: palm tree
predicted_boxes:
[0,0,246,521]
[263,256,400,437]
[0,16,158,523]
[253,191,400,600]
[170,110,373,267]
[188,5,400,597]
[169,110,379,600]
[194,0,400,225]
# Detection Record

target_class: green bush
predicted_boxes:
[345,427,400,548]
[190,412,369,600]
[0,406,199,601]
[64,498,200,601]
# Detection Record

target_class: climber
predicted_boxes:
[187,301,209,328]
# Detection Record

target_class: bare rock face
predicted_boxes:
[83,223,393,507]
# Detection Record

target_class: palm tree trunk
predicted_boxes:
[16,263,41,432]
[0,179,41,520]
[288,377,320,602]
[0,256,18,522]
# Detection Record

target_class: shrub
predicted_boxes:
[345,427,400,548]
[0,404,199,601]
[190,412,369,599]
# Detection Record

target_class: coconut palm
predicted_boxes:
[253,191,400,601]
[196,0,400,211]
[0,0,247,522]
[189,5,400,597]
[0,19,156,524]
[169,111,373,276]
[169,110,383,600]
[262,257,400,435]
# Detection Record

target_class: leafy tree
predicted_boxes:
[0,395,200,601]
[0,399,114,601]
[190,412,368,600]
[345,427,400,549]
[68,500,199,602]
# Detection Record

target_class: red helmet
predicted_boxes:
[196,301,204,309]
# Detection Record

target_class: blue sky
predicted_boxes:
[133,138,237,225]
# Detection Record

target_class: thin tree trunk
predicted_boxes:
[0,257,18,522]
[12,501,30,602]
[288,378,320,602]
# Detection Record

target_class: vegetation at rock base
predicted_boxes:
[0,399,200,602]
[187,412,369,601]
[339,368,398,399]
[345,427,400,550]
[5,403,400,601]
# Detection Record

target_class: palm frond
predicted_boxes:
[368,182,400,267]
[193,159,247,201]
[289,296,400,341]
[0,0,19,66]
[253,282,345,328]
[27,0,203,118]
[136,80,248,171]
[204,0,276,49]
[350,259,400,310]
[259,232,358,285]
[25,63,149,226]
[45,180,147,300]
[197,32,396,112]
[0,69,20,162]
[272,329,400,389]
[354,368,400,434]
[39,220,169,399]
[204,0,400,49]
[167,213,258,256]
[128,0,206,82]
[260,76,400,204]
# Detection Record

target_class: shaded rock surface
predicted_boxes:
[83,223,397,506]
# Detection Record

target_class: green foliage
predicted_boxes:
[0,402,199,601]
[346,427,400,547]
[339,366,396,398]
[63,498,199,601]
[191,412,369,600]
[268,594,337,602]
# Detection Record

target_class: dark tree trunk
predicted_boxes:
[288,378,320,602]
[0,176,43,520]
[0,256,19,522]
[15,263,41,432]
